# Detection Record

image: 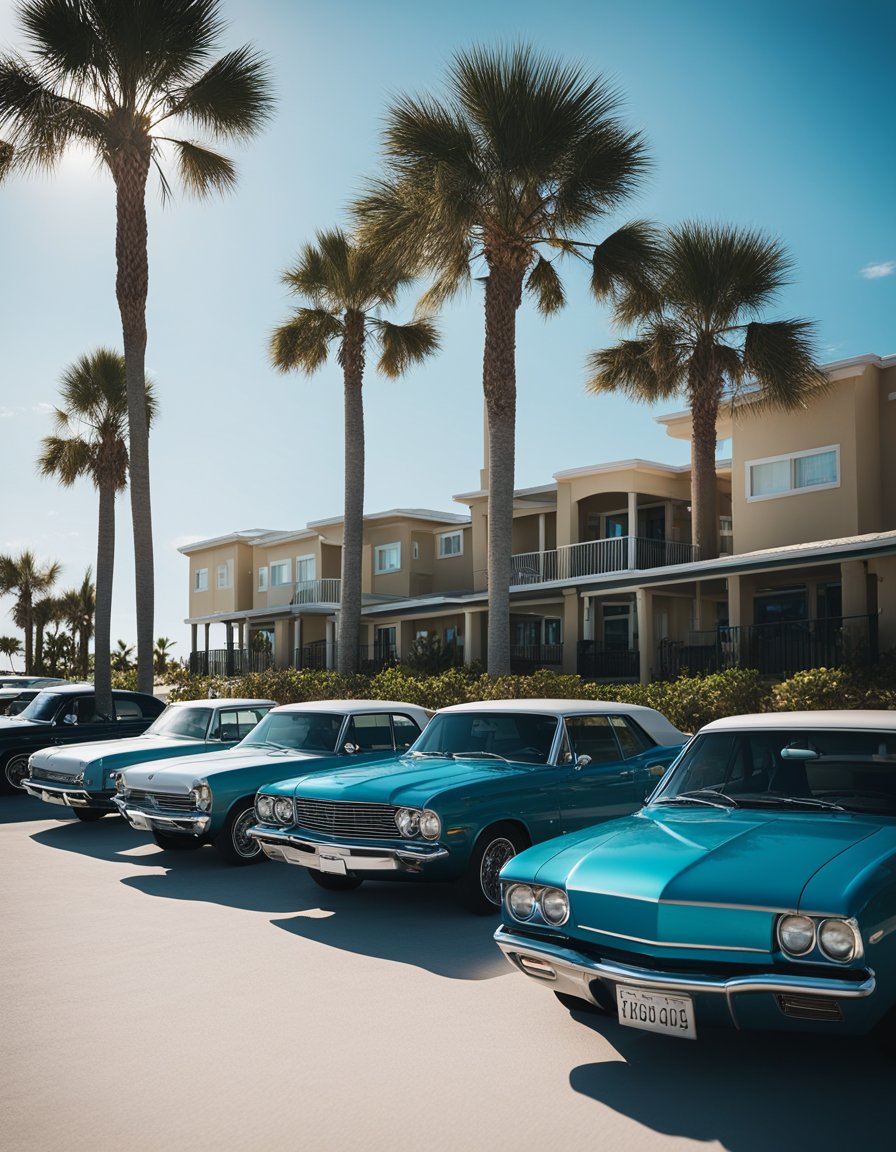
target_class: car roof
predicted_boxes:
[168,698,276,709]
[36,684,159,700]
[436,698,686,744]
[700,710,896,733]
[272,699,430,716]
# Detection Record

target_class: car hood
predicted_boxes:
[269,755,533,807]
[29,734,196,775]
[121,746,325,792]
[0,715,44,732]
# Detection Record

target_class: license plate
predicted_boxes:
[318,854,347,875]
[616,987,696,1039]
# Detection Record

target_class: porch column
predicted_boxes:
[203,623,210,654]
[562,589,578,675]
[583,595,595,641]
[293,617,303,669]
[399,620,415,662]
[325,618,336,669]
[463,610,481,665]
[870,556,895,654]
[693,580,703,631]
[727,574,743,666]
[627,491,638,569]
[636,587,653,685]
[841,560,869,659]
[538,514,546,581]
[225,622,234,677]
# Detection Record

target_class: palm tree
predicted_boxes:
[586,222,828,559]
[32,595,62,674]
[0,0,273,694]
[112,639,134,673]
[154,636,176,677]
[0,551,61,673]
[270,228,439,674]
[0,636,23,671]
[355,44,654,675]
[59,571,97,683]
[38,349,155,716]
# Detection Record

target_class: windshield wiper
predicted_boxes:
[452,751,509,762]
[655,789,739,809]
[407,750,455,759]
[747,795,846,812]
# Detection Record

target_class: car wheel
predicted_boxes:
[214,802,265,866]
[72,809,105,822]
[462,823,527,915]
[554,990,607,1015]
[306,868,363,892]
[3,753,31,792]
[151,829,203,851]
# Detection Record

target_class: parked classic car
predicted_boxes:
[113,700,432,865]
[0,685,165,793]
[23,698,275,820]
[248,699,688,912]
[0,677,67,714]
[495,710,896,1049]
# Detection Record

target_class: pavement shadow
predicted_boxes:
[0,794,77,824]
[566,1008,891,1149]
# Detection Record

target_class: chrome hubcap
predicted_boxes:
[480,837,516,905]
[6,756,28,790]
[232,809,260,857]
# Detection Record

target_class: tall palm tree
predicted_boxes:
[60,570,97,683]
[32,594,62,674]
[0,550,61,673]
[586,222,828,559]
[355,44,654,676]
[270,228,439,674]
[0,0,273,693]
[0,636,23,671]
[38,348,155,715]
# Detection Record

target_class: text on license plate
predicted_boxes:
[616,987,696,1039]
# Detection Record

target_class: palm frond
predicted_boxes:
[414,249,473,316]
[741,319,828,411]
[373,318,440,379]
[164,45,274,139]
[525,254,565,315]
[585,338,681,403]
[37,434,95,486]
[171,137,236,195]
[17,0,107,84]
[270,309,343,374]
[591,220,663,303]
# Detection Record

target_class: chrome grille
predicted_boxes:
[30,769,79,784]
[127,790,197,814]
[294,798,399,839]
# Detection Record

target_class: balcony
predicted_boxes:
[189,649,271,676]
[292,578,341,605]
[511,536,699,586]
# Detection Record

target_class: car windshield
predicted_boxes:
[16,692,65,723]
[409,711,557,764]
[652,727,896,815]
[145,706,211,739]
[241,710,344,753]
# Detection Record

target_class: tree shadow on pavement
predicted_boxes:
[565,1007,891,1150]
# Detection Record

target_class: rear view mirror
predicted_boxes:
[781,746,819,760]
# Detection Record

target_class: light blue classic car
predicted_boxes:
[23,698,275,818]
[495,710,896,1051]
[113,700,431,864]
[249,700,687,912]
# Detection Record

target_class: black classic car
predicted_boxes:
[0,684,165,792]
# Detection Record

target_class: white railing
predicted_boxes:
[510,537,699,587]
[293,578,341,605]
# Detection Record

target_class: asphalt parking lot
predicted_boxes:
[2,794,892,1152]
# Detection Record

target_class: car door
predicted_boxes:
[343,712,407,761]
[50,694,114,745]
[557,714,646,831]
[112,695,156,738]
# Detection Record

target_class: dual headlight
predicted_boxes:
[395,807,441,840]
[190,783,212,812]
[777,914,862,963]
[505,883,569,926]
[255,793,294,825]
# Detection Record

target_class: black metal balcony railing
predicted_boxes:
[509,644,563,674]
[189,649,272,676]
[577,641,640,680]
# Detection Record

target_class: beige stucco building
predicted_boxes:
[183,352,896,682]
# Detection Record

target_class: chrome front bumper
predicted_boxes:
[247,825,449,874]
[494,928,876,1017]
[22,781,113,810]
[112,797,211,836]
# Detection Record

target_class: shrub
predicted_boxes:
[772,665,896,712]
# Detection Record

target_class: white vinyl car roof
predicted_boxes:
[438,698,686,745]
[701,710,896,733]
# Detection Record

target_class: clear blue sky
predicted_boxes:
[1,0,893,666]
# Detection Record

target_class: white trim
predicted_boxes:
[295,553,316,583]
[256,566,268,593]
[374,542,401,574]
[745,445,840,503]
[194,567,208,593]
[269,559,292,587]
[437,530,464,559]
[216,560,233,590]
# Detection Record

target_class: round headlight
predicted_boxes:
[419,810,441,840]
[114,772,127,795]
[190,783,212,812]
[540,887,570,925]
[818,918,858,962]
[507,884,537,920]
[255,794,275,822]
[395,808,420,837]
[778,914,816,956]
[273,797,294,825]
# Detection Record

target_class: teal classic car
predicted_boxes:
[248,699,687,912]
[495,710,896,1049]
[113,700,431,864]
[23,698,274,819]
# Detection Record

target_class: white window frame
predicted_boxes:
[412,540,420,561]
[270,559,292,587]
[216,560,233,590]
[295,554,316,584]
[194,567,208,593]
[438,530,464,559]
[374,542,401,574]
[257,566,268,592]
[745,445,840,503]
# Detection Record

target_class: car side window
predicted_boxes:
[346,713,394,752]
[609,715,654,758]
[114,699,143,721]
[216,708,270,741]
[391,714,422,750]
[565,716,622,763]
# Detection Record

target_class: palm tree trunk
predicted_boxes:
[688,343,722,561]
[94,477,114,717]
[23,601,33,675]
[483,258,525,677]
[337,311,366,675]
[111,146,154,696]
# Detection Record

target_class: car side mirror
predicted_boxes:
[343,742,360,755]
[62,713,77,726]
[573,754,592,770]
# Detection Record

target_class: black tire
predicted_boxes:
[3,752,31,793]
[306,868,363,892]
[72,808,105,822]
[214,802,265,866]
[461,823,527,914]
[554,990,607,1015]
[151,828,203,851]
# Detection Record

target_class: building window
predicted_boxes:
[438,531,463,558]
[295,555,316,585]
[216,561,232,589]
[270,560,291,587]
[257,567,268,592]
[747,446,839,501]
[194,568,208,593]
[374,543,401,574]
[412,540,420,560]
